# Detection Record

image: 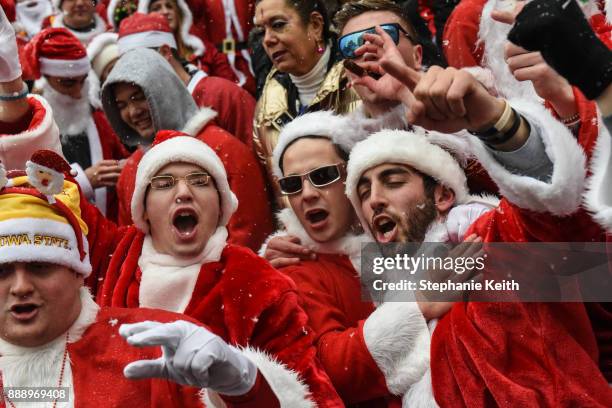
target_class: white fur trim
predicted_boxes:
[268,208,368,272]
[401,367,438,408]
[131,136,238,233]
[607,0,612,25]
[88,69,102,110]
[334,104,408,152]
[272,111,350,178]
[40,57,90,77]
[87,32,119,62]
[237,347,315,408]
[468,98,587,215]
[585,119,612,232]
[346,129,471,234]
[460,66,497,96]
[0,218,91,276]
[0,95,63,171]
[137,0,205,55]
[117,31,178,54]
[181,107,218,136]
[106,0,121,28]
[70,162,94,200]
[362,302,430,395]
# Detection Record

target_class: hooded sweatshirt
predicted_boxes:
[100,48,274,250]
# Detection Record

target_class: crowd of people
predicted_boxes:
[0,0,611,406]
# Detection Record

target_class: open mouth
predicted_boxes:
[271,50,287,63]
[172,209,199,239]
[305,209,329,228]
[10,303,39,321]
[373,215,398,243]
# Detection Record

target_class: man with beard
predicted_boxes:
[344,103,612,405]
[45,0,107,45]
[24,28,129,221]
[260,109,494,407]
[101,47,273,251]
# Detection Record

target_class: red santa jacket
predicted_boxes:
[0,297,287,407]
[189,38,239,83]
[187,72,256,147]
[428,98,612,406]
[115,112,274,252]
[100,226,344,408]
[198,0,256,94]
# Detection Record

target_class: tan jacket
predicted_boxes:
[254,60,361,209]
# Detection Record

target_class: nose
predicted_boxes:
[368,182,387,212]
[10,264,34,299]
[128,102,143,121]
[300,178,320,202]
[263,28,277,49]
[159,5,170,15]
[174,178,194,202]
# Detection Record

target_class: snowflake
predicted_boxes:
[108,318,119,327]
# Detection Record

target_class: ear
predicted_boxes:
[433,185,455,214]
[309,11,324,40]
[158,44,173,61]
[412,44,423,71]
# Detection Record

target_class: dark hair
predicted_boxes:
[334,0,419,40]
[279,136,349,174]
[256,0,332,43]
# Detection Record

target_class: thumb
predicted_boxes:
[124,358,168,380]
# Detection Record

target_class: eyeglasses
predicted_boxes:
[278,164,345,195]
[149,172,210,190]
[338,23,417,59]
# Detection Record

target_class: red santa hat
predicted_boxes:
[117,12,177,54]
[272,111,353,178]
[23,27,90,79]
[345,129,474,234]
[0,155,91,277]
[131,130,238,234]
[0,0,16,22]
[137,0,204,55]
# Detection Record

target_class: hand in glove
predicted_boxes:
[508,0,612,99]
[446,202,493,244]
[0,6,22,82]
[120,320,258,396]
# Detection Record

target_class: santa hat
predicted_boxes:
[345,129,472,233]
[117,12,177,54]
[131,130,238,234]
[87,32,119,78]
[137,0,204,55]
[1,0,15,22]
[0,159,91,277]
[23,27,90,79]
[272,111,353,179]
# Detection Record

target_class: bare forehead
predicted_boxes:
[155,161,206,176]
[254,0,292,25]
[282,138,341,174]
[113,82,143,100]
[341,10,404,35]
[360,162,412,181]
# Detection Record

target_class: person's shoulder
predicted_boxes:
[221,244,297,287]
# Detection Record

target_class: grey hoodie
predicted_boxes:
[101,48,199,147]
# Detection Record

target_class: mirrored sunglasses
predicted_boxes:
[149,172,210,190]
[278,164,344,195]
[338,23,415,59]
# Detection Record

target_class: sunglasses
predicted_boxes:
[338,23,416,59]
[149,172,210,190]
[278,164,345,195]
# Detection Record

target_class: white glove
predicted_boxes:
[120,320,258,396]
[445,202,492,243]
[0,6,21,82]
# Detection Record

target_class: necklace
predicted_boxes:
[1,332,70,408]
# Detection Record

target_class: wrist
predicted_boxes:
[470,97,506,133]
[547,84,577,119]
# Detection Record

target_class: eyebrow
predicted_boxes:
[357,176,371,190]
[378,167,410,180]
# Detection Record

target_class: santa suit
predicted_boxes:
[100,225,343,408]
[186,68,256,147]
[426,101,612,407]
[197,0,256,94]
[0,289,286,408]
[115,108,273,252]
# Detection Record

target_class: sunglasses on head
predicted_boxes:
[278,164,345,195]
[338,23,416,59]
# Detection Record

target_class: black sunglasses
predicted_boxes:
[278,164,345,195]
[338,23,416,59]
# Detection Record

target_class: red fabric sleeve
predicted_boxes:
[281,262,391,404]
[115,149,143,226]
[442,0,487,68]
[197,126,274,251]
